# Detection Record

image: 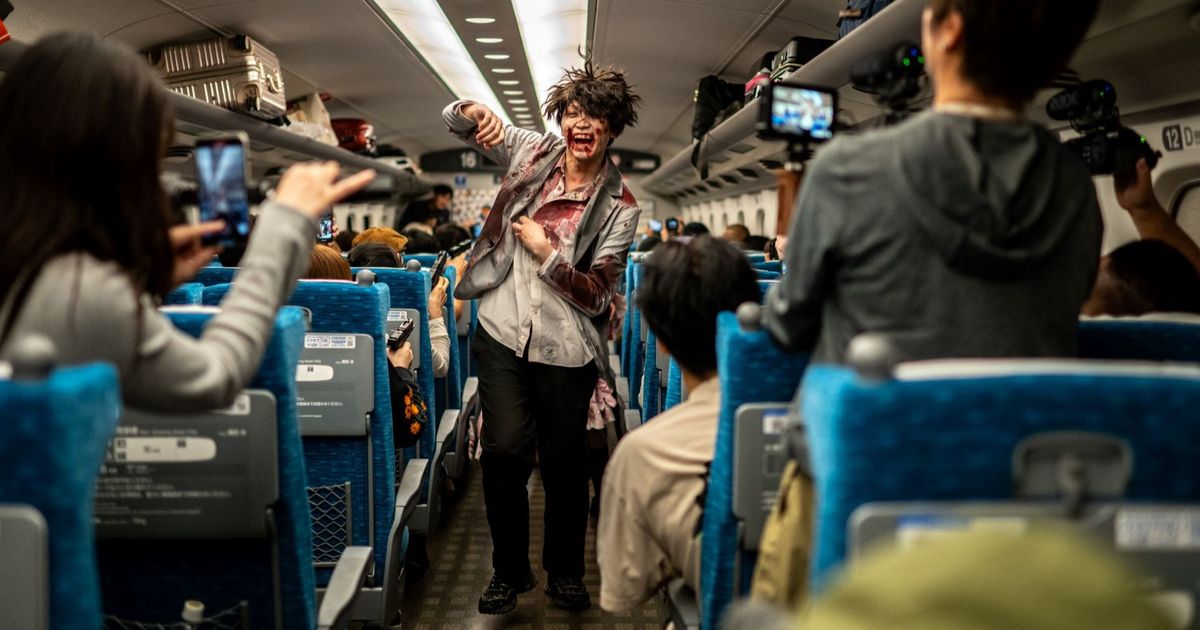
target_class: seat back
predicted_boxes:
[1079,317,1200,362]
[403,253,438,268]
[352,266,438,460]
[664,357,683,410]
[98,390,282,629]
[434,265,464,412]
[700,309,809,629]
[98,307,314,629]
[0,505,48,630]
[204,280,396,587]
[754,270,781,280]
[642,328,662,420]
[194,266,239,286]
[164,282,203,305]
[753,261,783,273]
[0,348,120,630]
[802,358,1200,591]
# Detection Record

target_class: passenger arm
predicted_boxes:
[1116,158,1200,273]
[443,99,546,172]
[762,160,840,353]
[118,202,317,411]
[536,202,641,318]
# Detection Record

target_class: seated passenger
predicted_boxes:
[596,236,759,612]
[403,228,440,254]
[334,227,359,254]
[0,33,374,411]
[636,234,662,253]
[681,221,710,238]
[304,244,352,280]
[346,240,452,378]
[352,226,408,255]
[722,223,751,248]
[1082,240,1200,316]
[434,223,473,320]
[1113,157,1200,273]
[347,242,402,268]
[764,0,1102,362]
[302,246,428,448]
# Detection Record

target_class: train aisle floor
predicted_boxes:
[399,465,668,629]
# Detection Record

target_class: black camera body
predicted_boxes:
[1047,80,1160,176]
[850,41,926,122]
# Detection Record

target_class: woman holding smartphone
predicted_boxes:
[0,32,375,411]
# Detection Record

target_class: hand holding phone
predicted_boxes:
[430,251,450,283]
[317,212,334,243]
[387,320,415,351]
[195,133,252,248]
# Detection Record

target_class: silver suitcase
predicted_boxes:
[146,35,286,121]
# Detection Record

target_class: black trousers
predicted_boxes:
[473,326,598,582]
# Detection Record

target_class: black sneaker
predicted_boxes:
[478,571,537,615]
[545,575,591,611]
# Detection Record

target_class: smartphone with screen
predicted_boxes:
[429,251,450,284]
[317,212,334,243]
[648,219,663,232]
[757,82,838,143]
[387,320,415,351]
[194,133,253,247]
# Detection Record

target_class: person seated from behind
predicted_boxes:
[597,236,760,612]
[681,222,710,238]
[346,238,452,378]
[722,223,751,248]
[334,227,358,254]
[764,0,1102,362]
[303,245,428,449]
[745,235,770,255]
[434,223,471,320]
[347,242,402,268]
[1082,240,1200,316]
[403,228,441,254]
[398,183,453,230]
[352,226,408,255]
[636,234,662,253]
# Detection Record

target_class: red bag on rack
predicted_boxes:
[331,118,378,155]
[0,18,11,46]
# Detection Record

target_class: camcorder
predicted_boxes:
[1046,79,1160,178]
[850,41,926,124]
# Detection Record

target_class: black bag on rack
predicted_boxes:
[0,1,12,21]
[691,75,743,142]
[837,0,895,39]
[770,37,836,81]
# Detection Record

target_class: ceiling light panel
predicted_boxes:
[379,0,510,124]
[498,80,520,86]
[476,37,504,44]
[465,17,496,24]
[485,53,511,60]
[512,0,589,130]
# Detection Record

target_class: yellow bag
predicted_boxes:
[749,459,815,609]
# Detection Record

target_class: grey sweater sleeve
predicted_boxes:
[116,201,315,411]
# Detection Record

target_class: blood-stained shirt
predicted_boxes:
[478,157,607,367]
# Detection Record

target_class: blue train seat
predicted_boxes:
[0,337,120,630]
[1079,316,1200,362]
[203,276,424,626]
[193,266,238,287]
[164,282,203,305]
[801,348,1200,593]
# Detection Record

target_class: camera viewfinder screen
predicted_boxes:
[771,85,835,141]
[195,139,251,246]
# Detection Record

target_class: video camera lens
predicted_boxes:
[850,42,926,120]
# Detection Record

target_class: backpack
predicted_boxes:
[837,0,896,39]
[690,76,743,180]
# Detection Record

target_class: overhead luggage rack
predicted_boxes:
[0,38,434,197]
[641,0,926,200]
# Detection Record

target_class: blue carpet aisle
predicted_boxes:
[401,466,668,629]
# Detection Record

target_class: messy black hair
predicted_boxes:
[542,60,642,141]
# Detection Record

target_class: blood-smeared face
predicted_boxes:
[561,101,612,164]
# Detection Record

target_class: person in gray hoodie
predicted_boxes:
[765,0,1102,363]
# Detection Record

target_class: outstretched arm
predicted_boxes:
[1116,158,1200,273]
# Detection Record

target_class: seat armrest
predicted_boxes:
[434,409,457,465]
[665,578,701,630]
[462,376,479,403]
[625,408,642,432]
[317,546,373,630]
[396,458,428,527]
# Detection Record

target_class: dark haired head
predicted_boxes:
[637,236,761,376]
[723,224,751,244]
[305,245,353,281]
[682,222,710,237]
[435,224,472,252]
[432,184,454,198]
[926,0,1100,103]
[403,228,440,254]
[335,228,358,253]
[542,60,642,141]
[1083,240,1200,316]
[348,242,402,268]
[637,235,662,253]
[0,32,176,344]
[745,235,770,253]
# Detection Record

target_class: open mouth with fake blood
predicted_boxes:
[567,128,598,157]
